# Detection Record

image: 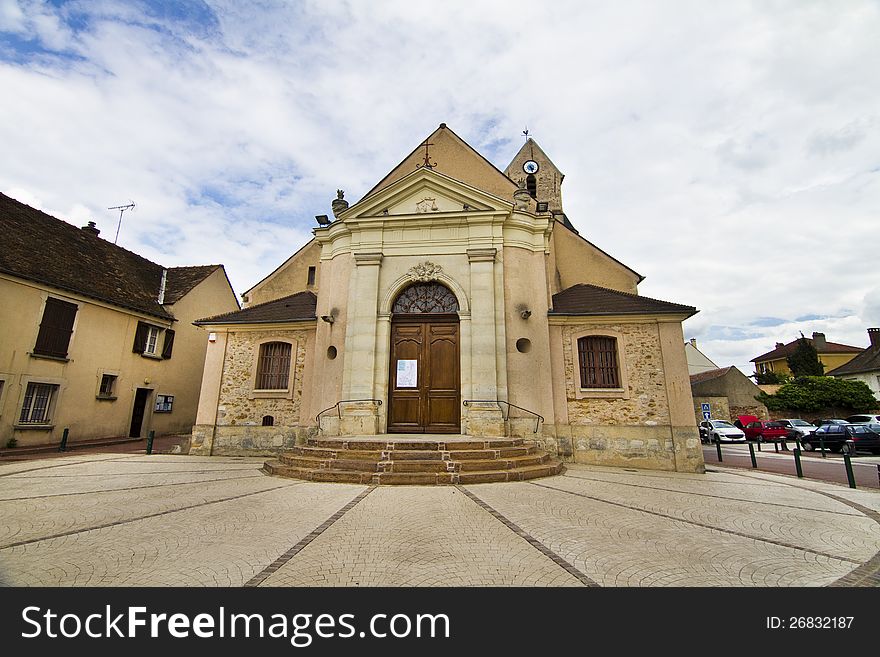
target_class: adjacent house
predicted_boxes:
[750,332,862,376]
[0,193,239,448]
[689,366,768,424]
[685,338,719,375]
[827,328,880,402]
[190,124,703,474]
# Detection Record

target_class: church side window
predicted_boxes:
[577,336,620,389]
[256,342,292,390]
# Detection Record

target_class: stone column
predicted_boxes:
[189,330,228,456]
[337,252,382,435]
[465,248,504,436]
[343,252,383,399]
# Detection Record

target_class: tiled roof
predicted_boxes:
[689,367,734,385]
[750,338,863,362]
[0,193,220,320]
[827,346,880,376]
[549,284,696,317]
[164,265,222,304]
[195,291,317,325]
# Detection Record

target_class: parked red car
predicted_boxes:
[742,420,795,443]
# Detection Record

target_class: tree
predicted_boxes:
[753,370,788,385]
[756,376,878,412]
[786,336,825,376]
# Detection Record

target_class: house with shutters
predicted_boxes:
[0,192,239,449]
[190,124,703,477]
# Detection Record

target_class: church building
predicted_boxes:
[190,124,703,476]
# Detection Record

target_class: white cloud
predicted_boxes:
[1,0,879,368]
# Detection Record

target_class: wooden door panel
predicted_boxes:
[389,317,459,433]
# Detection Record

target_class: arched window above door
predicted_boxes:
[392,282,459,314]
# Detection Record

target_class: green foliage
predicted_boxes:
[756,376,878,412]
[5,437,16,449]
[786,337,825,376]
[753,370,789,385]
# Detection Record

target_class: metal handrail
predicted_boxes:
[315,399,383,426]
[462,399,544,433]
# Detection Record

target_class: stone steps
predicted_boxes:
[263,434,563,486]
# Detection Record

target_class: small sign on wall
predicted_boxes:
[155,394,174,413]
[396,360,418,388]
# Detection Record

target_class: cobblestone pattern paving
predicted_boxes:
[1,456,877,587]
[259,486,584,587]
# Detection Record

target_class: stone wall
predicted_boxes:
[692,396,730,424]
[562,323,670,425]
[216,329,311,428]
[554,321,702,471]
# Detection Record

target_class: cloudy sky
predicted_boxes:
[2,0,879,375]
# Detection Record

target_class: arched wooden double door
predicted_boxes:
[388,283,460,433]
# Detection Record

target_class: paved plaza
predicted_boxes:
[0,453,878,587]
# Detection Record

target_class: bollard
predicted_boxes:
[756,440,762,452]
[58,427,69,452]
[843,440,856,488]
[818,435,826,459]
[773,440,779,453]
[748,442,757,468]
[876,464,879,488]
[715,438,723,463]
[843,452,856,489]
[793,448,803,478]
[146,430,155,455]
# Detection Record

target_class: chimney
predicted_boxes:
[812,332,827,351]
[775,342,784,349]
[869,328,880,348]
[81,221,100,237]
[157,268,167,305]
[689,338,697,348]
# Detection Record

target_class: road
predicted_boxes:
[702,442,880,489]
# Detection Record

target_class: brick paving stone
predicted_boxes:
[0,456,877,587]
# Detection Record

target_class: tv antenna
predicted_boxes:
[108,201,136,244]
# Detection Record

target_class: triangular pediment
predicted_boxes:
[343,167,512,220]
[359,124,518,204]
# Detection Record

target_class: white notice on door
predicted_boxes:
[396,359,418,388]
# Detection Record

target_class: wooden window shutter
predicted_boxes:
[577,336,620,389]
[33,298,78,358]
[161,329,175,359]
[256,342,292,390]
[133,322,149,353]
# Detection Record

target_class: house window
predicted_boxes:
[133,323,175,359]
[307,266,316,286]
[154,394,174,413]
[33,298,78,358]
[19,383,58,424]
[256,342,292,390]
[577,336,620,388]
[99,374,117,398]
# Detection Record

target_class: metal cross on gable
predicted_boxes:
[419,140,436,169]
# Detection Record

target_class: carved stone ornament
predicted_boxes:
[415,197,439,213]
[407,261,443,282]
[513,185,531,211]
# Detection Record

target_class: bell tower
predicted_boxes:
[504,137,565,215]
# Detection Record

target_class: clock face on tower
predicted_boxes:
[523,160,539,174]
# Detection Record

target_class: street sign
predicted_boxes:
[701,403,711,412]
[702,411,712,420]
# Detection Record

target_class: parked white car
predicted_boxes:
[775,419,817,438]
[699,420,746,443]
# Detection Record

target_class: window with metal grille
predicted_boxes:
[577,336,620,388]
[33,298,78,358]
[19,382,58,424]
[256,342,292,390]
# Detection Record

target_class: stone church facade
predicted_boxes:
[190,124,703,473]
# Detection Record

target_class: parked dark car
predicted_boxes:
[800,424,880,454]
[813,418,848,427]
[743,421,794,443]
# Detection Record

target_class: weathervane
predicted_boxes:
[522,126,530,141]
[419,140,436,169]
[108,201,136,244]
